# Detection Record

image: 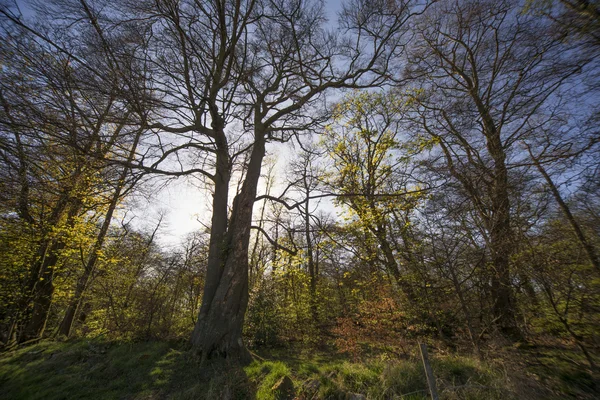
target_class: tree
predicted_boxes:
[57,128,144,338]
[404,0,582,339]
[280,143,328,322]
[524,144,600,274]
[515,211,600,369]
[0,0,150,344]
[323,91,428,307]
[103,0,426,361]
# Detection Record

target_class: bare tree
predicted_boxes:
[92,0,426,361]
[404,0,583,339]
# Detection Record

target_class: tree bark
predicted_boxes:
[488,159,520,340]
[190,130,265,363]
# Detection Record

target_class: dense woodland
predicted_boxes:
[0,0,599,398]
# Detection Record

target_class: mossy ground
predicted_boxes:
[0,339,597,399]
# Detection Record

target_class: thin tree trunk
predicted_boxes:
[20,203,81,342]
[528,147,600,274]
[304,192,319,323]
[249,163,273,285]
[58,131,142,337]
[20,243,63,342]
[57,192,120,337]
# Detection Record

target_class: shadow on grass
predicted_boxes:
[521,346,599,399]
[0,339,253,400]
[4,340,597,399]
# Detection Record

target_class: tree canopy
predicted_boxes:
[0,0,599,384]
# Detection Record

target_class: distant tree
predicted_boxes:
[323,91,428,307]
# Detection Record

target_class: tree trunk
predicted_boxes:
[20,240,65,342]
[58,132,141,337]
[487,129,521,340]
[529,148,600,274]
[20,199,83,342]
[304,194,319,323]
[466,83,521,341]
[190,131,265,363]
[57,195,119,337]
[57,218,109,337]
[375,225,418,304]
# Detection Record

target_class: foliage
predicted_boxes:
[332,287,410,360]
[0,0,599,397]
[79,229,207,340]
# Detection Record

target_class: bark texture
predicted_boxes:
[190,133,265,363]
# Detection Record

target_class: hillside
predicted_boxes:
[1,339,597,399]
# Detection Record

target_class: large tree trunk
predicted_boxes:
[460,82,522,341]
[486,124,521,340]
[190,132,265,363]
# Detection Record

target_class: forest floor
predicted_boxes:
[0,338,598,399]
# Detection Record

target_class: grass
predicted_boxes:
[0,339,597,399]
[507,344,599,400]
[0,339,184,399]
[245,348,520,399]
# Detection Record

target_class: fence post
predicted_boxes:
[419,343,440,400]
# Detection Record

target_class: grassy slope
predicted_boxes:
[0,339,597,399]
